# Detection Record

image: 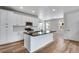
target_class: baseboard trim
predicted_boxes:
[0,39,24,46]
[65,39,79,42]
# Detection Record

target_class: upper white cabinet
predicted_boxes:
[11,13,22,26]
[21,15,26,26]
[16,14,23,26]
[12,12,39,27]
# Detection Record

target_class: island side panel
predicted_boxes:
[24,34,30,52]
[30,33,53,52]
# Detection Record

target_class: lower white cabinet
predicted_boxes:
[0,26,7,44]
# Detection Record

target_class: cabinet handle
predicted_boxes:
[5,24,8,25]
[66,29,70,31]
[6,26,8,28]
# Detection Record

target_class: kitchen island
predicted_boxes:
[23,31,56,53]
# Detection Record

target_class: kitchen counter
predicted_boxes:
[23,31,56,53]
[23,31,56,36]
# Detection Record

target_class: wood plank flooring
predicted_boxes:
[0,40,79,53]
[0,40,29,53]
[0,33,79,53]
[35,40,79,53]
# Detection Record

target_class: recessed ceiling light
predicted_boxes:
[32,10,35,13]
[52,9,55,11]
[20,6,23,9]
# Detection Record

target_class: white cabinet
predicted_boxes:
[22,15,27,26]
[7,11,20,43]
[17,14,23,25]
[32,17,38,26]
[11,13,18,25]
[0,9,22,45]
[0,9,8,44]
[13,13,39,27]
[12,13,27,26]
[0,26,7,44]
[0,9,40,45]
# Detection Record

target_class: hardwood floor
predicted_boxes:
[35,40,79,53]
[0,33,79,53]
[0,40,29,53]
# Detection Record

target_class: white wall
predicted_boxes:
[46,19,60,31]
[64,11,79,41]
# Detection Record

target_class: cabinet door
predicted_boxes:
[0,26,7,44]
[12,13,26,26]
[0,11,1,42]
[0,9,7,45]
[21,15,27,26]
[11,12,18,25]
[15,14,22,26]
[7,11,20,42]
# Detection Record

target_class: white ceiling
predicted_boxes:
[8,6,79,20]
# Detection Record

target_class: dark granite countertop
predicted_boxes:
[23,31,56,36]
